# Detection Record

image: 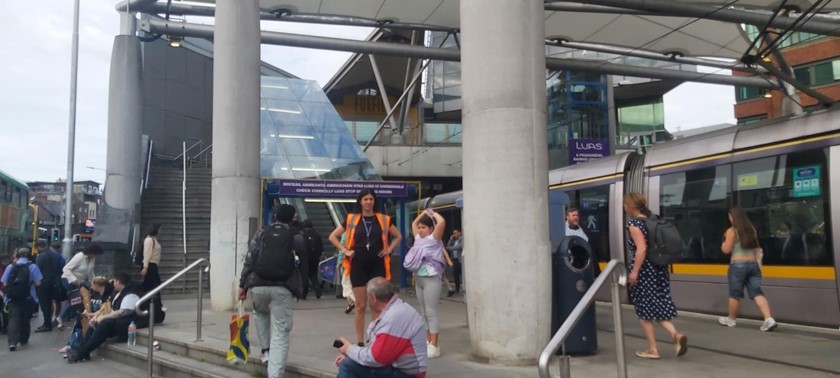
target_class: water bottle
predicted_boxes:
[127,321,137,347]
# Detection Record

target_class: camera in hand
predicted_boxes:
[333,339,343,349]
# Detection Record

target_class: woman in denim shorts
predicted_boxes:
[719,207,777,332]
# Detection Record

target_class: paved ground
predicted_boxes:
[151,289,840,377]
[0,313,146,378]
[7,289,840,377]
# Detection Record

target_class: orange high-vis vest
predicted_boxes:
[343,213,392,281]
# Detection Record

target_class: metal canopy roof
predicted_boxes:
[182,0,840,60]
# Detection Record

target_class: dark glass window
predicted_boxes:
[733,150,832,266]
[660,165,732,263]
[735,86,763,102]
[555,185,611,263]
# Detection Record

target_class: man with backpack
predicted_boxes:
[300,219,324,300]
[238,204,306,378]
[1,247,43,351]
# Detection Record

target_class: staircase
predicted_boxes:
[140,162,211,295]
[301,201,337,253]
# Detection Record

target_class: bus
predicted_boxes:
[0,169,30,256]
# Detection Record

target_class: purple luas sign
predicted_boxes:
[569,138,609,164]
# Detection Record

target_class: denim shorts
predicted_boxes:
[728,261,763,299]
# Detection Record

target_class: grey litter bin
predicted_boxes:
[551,235,598,354]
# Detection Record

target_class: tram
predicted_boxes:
[0,170,31,255]
[414,107,840,326]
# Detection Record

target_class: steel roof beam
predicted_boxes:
[552,0,840,37]
[115,0,158,12]
[548,39,751,71]
[141,18,777,89]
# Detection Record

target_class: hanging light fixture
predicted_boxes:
[169,35,182,48]
[763,89,773,98]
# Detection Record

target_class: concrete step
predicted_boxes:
[130,328,326,378]
[100,342,251,378]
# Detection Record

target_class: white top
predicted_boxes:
[564,222,589,242]
[62,252,95,285]
[143,236,162,267]
[116,292,140,311]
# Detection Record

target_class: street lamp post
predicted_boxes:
[63,0,80,255]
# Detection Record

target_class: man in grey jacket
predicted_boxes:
[238,204,306,378]
[446,229,464,294]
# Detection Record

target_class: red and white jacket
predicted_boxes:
[345,295,428,377]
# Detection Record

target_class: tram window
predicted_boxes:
[660,165,732,264]
[0,181,6,204]
[558,185,611,263]
[578,186,610,263]
[733,150,832,266]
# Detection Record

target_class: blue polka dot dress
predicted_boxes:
[627,218,678,320]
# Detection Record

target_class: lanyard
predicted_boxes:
[363,217,374,250]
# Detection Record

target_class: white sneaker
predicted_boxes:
[718,317,736,327]
[427,344,440,359]
[760,318,778,332]
[260,350,269,364]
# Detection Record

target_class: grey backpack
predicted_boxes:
[637,215,684,266]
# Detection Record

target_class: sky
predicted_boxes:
[0,1,736,186]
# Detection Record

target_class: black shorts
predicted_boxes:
[350,258,386,287]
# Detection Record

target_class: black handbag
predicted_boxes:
[67,289,84,314]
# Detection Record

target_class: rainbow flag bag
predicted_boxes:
[227,300,250,365]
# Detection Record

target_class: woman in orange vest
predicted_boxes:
[329,189,402,346]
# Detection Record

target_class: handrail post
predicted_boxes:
[612,278,627,378]
[196,266,204,341]
[182,141,188,293]
[537,259,627,378]
[147,302,156,378]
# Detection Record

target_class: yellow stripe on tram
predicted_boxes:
[596,262,835,280]
[671,264,836,280]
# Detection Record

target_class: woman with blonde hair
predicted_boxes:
[718,207,777,331]
[624,192,687,359]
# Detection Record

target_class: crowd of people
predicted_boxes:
[0,226,166,362]
[0,188,779,377]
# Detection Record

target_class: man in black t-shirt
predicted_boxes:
[300,220,324,299]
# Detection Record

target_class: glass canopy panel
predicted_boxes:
[259,77,380,180]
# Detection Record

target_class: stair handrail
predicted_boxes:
[538,258,628,378]
[141,139,154,194]
[136,257,209,378]
[172,139,203,161]
[192,143,212,162]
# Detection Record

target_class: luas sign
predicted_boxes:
[569,138,609,164]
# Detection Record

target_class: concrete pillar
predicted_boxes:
[460,0,551,364]
[104,12,142,210]
[209,0,261,311]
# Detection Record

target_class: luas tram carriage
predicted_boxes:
[557,108,840,326]
[423,107,840,326]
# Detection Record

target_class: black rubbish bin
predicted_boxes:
[551,236,598,354]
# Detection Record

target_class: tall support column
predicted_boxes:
[460,0,551,364]
[104,12,142,212]
[210,0,261,311]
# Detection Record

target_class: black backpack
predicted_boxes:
[254,225,297,281]
[637,215,684,266]
[6,263,32,301]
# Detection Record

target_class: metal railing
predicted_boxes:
[538,259,628,378]
[172,139,203,161]
[136,258,209,378]
[141,139,154,194]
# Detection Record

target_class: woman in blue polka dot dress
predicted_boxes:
[624,192,687,360]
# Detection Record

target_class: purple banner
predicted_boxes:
[271,179,409,198]
[569,138,609,164]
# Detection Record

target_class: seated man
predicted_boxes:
[67,272,141,363]
[334,277,427,378]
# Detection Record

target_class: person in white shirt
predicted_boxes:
[61,244,103,289]
[564,208,589,242]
